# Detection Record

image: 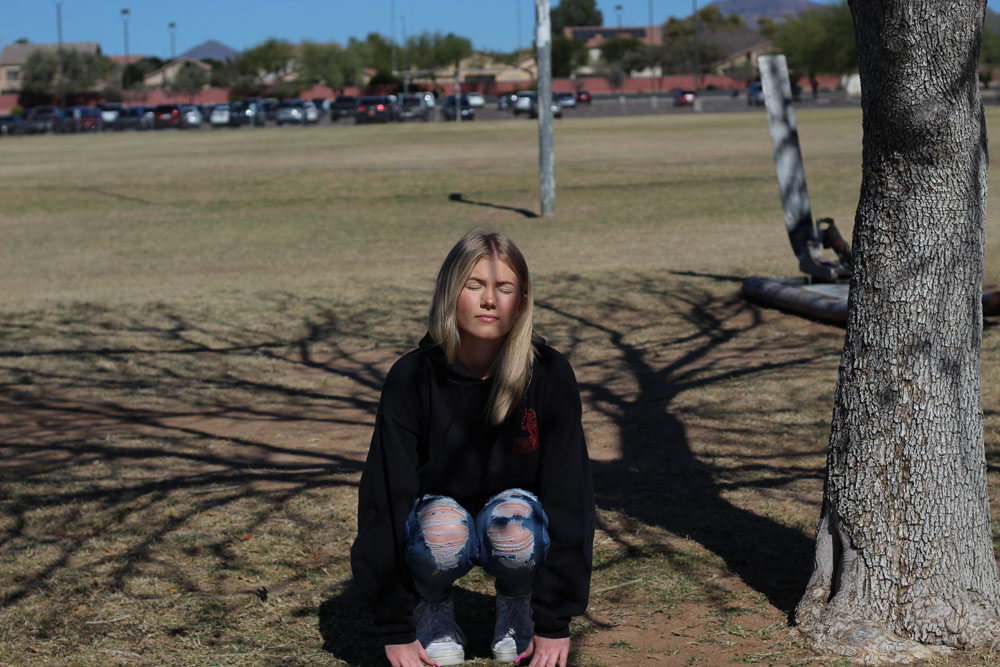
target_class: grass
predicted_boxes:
[3,109,1000,665]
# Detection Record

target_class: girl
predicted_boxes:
[351,232,594,667]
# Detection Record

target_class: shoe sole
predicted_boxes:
[428,649,465,666]
[492,648,519,663]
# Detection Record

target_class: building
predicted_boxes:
[0,42,103,94]
[142,57,211,89]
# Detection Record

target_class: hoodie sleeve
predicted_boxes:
[531,350,596,639]
[350,356,423,646]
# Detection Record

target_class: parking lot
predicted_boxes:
[1,89,865,138]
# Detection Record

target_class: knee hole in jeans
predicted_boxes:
[417,504,469,569]
[486,499,535,568]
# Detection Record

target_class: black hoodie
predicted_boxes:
[351,334,595,646]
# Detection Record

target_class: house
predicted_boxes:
[403,52,536,94]
[142,57,211,89]
[0,41,102,94]
[564,25,662,77]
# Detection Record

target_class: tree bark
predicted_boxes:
[795,1,1000,662]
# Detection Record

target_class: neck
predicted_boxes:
[456,337,503,379]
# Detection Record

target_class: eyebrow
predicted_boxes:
[466,275,516,286]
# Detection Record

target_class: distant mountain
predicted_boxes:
[178,39,239,62]
[708,0,823,28]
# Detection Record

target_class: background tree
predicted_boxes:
[550,0,603,34]
[773,1,855,97]
[169,62,209,100]
[238,38,295,85]
[795,2,1000,661]
[551,33,589,77]
[20,49,111,97]
[659,8,739,76]
[980,8,1000,87]
[598,36,643,66]
[296,41,357,92]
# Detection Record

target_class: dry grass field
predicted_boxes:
[4,109,1000,666]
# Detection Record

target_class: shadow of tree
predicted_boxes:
[532,273,842,617]
[0,273,853,663]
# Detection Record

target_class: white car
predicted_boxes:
[180,105,202,128]
[209,104,234,127]
[466,92,486,108]
[512,91,534,115]
[555,92,577,108]
[276,99,319,125]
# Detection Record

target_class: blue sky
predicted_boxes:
[2,1,857,60]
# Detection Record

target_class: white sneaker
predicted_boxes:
[491,594,533,663]
[415,596,466,666]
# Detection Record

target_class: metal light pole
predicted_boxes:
[56,1,65,109]
[691,0,698,91]
[616,4,623,62]
[648,0,654,94]
[169,22,176,60]
[535,0,555,216]
[122,9,130,60]
[400,16,408,93]
[517,0,522,57]
[390,0,397,79]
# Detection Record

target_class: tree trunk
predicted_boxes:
[795,2,1000,662]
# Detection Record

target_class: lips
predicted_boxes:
[476,315,498,322]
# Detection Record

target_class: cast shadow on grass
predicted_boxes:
[317,581,497,665]
[1,276,838,662]
[535,273,834,618]
[0,295,424,615]
[448,192,539,218]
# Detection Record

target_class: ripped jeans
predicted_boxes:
[404,489,550,603]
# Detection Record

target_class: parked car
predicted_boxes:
[747,81,765,106]
[497,92,516,111]
[311,97,330,119]
[239,98,266,126]
[512,91,535,115]
[575,90,592,103]
[528,96,563,119]
[0,114,26,136]
[252,97,279,122]
[99,102,125,124]
[355,95,399,123]
[111,106,151,131]
[59,106,103,132]
[26,105,65,134]
[275,99,319,125]
[152,104,183,128]
[398,93,431,121]
[555,91,577,108]
[330,95,360,121]
[674,89,697,106]
[441,94,475,121]
[210,103,242,127]
[181,105,202,128]
[466,92,486,108]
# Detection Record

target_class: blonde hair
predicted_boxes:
[429,231,537,425]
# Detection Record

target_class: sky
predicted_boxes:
[2,0,854,61]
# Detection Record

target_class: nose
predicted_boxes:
[481,290,496,309]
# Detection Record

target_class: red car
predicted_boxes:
[575,90,592,103]
[153,104,183,129]
[674,90,697,106]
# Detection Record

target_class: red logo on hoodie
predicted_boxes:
[513,408,539,453]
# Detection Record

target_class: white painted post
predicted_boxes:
[536,0,555,216]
